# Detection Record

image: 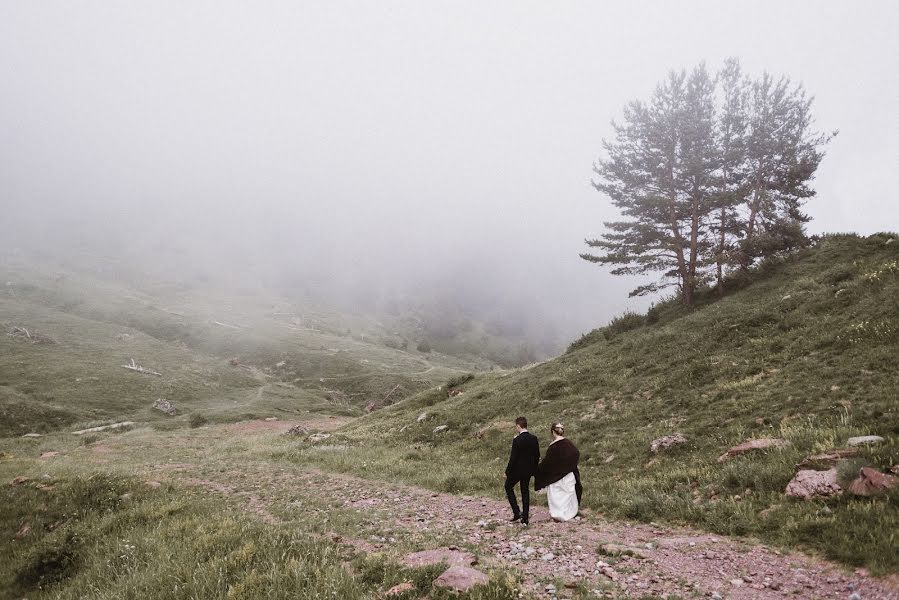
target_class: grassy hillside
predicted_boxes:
[0,256,487,436]
[294,233,899,573]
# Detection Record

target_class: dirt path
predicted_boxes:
[151,459,898,599]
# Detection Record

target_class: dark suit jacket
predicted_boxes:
[505,431,540,480]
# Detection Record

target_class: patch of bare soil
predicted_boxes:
[169,466,899,599]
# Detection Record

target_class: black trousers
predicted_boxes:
[504,475,531,519]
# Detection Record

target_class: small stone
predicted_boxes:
[541,552,555,561]
[417,412,429,423]
[152,398,177,416]
[385,581,413,597]
[718,438,789,463]
[847,435,885,447]
[22,433,43,438]
[433,425,449,434]
[40,451,60,459]
[730,577,745,586]
[650,433,687,453]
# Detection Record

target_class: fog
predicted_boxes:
[2,1,897,354]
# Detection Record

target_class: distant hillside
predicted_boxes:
[0,257,490,436]
[299,233,899,573]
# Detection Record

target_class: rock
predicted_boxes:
[145,481,162,488]
[718,438,789,462]
[11,476,30,486]
[285,424,309,437]
[797,448,858,469]
[264,417,278,422]
[22,433,43,438]
[15,523,31,538]
[385,581,414,597]
[402,548,476,568]
[650,433,687,453]
[541,552,555,561]
[785,468,842,499]
[601,543,647,559]
[152,398,177,416]
[890,465,899,476]
[848,467,898,496]
[71,421,135,435]
[416,412,429,423]
[432,565,488,592]
[39,451,60,459]
[433,425,449,434]
[847,435,885,447]
[308,433,332,443]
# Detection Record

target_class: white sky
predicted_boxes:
[1,1,897,339]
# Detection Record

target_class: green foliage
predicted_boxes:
[583,58,834,304]
[188,412,208,428]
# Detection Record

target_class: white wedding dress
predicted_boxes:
[546,471,578,521]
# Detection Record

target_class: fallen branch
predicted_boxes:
[121,358,162,376]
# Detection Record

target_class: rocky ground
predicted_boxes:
[29,421,899,599]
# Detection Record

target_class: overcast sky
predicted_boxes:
[2,1,897,342]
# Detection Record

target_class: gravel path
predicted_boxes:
[171,465,899,599]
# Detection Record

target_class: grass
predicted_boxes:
[292,233,899,574]
[0,470,519,600]
[0,255,489,435]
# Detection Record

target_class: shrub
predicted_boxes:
[189,412,208,428]
[416,341,432,353]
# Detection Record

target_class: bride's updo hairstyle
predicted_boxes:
[551,422,565,436]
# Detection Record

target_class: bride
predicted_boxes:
[534,422,582,522]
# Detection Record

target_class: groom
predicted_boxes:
[504,416,540,526]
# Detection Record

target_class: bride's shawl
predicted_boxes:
[534,438,581,491]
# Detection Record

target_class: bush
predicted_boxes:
[189,412,208,428]
[416,341,432,353]
[602,311,646,340]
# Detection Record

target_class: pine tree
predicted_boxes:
[582,65,718,305]
[583,60,834,304]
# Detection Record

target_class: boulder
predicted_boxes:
[847,467,898,496]
[433,565,489,592]
[718,438,789,463]
[847,435,885,447]
[650,433,687,453]
[152,398,177,416]
[785,468,842,499]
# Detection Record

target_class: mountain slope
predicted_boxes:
[0,257,488,436]
[299,233,899,573]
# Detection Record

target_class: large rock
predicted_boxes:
[152,398,177,416]
[718,438,789,463]
[433,565,489,592]
[650,433,687,453]
[848,467,898,496]
[847,435,885,447]
[785,468,842,499]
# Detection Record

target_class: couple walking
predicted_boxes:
[504,416,582,526]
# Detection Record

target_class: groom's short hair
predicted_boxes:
[515,416,527,428]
